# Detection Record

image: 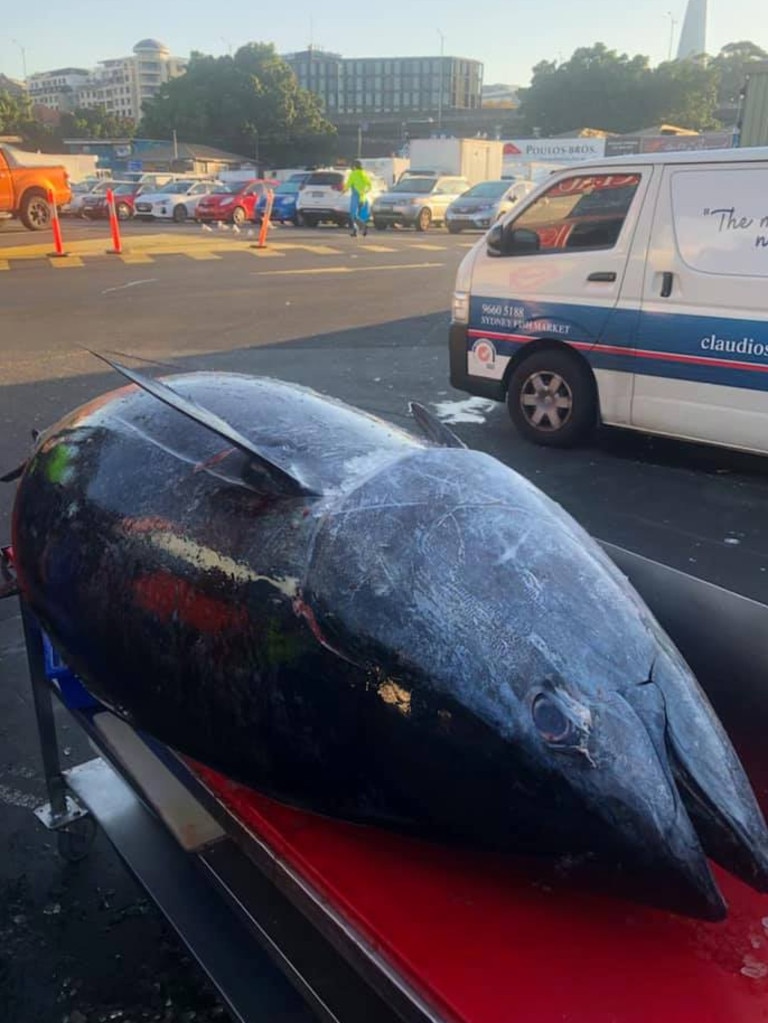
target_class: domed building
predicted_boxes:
[68,38,188,123]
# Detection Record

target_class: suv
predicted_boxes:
[296,169,386,228]
[372,174,471,232]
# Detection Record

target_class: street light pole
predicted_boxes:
[12,39,28,81]
[437,29,445,134]
[666,12,678,61]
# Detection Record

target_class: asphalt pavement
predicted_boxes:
[1,219,768,1022]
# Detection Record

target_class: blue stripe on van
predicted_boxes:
[468,297,768,393]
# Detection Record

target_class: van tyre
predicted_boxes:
[507,349,596,447]
[374,220,388,231]
[20,190,51,231]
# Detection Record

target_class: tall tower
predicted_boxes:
[676,0,708,59]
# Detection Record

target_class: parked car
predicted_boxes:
[444,179,536,233]
[134,180,222,223]
[80,181,142,220]
[196,179,280,226]
[255,173,311,224]
[296,169,387,228]
[61,177,104,215]
[372,174,471,232]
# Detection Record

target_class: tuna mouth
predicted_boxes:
[622,658,768,918]
[669,736,768,896]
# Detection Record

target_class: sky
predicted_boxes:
[1,0,766,86]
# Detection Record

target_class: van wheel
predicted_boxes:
[172,204,187,223]
[302,214,318,228]
[415,208,432,232]
[374,220,388,231]
[507,350,596,447]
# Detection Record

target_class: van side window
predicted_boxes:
[504,173,641,255]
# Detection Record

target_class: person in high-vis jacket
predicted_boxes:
[346,161,373,237]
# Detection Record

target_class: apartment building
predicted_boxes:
[26,40,187,122]
[283,49,483,118]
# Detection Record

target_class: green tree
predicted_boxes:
[711,41,767,113]
[141,43,337,165]
[651,59,721,130]
[0,89,36,135]
[518,41,721,135]
[519,44,657,135]
[57,106,136,140]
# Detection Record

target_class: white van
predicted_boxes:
[449,148,768,454]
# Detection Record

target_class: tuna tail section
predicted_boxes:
[91,352,319,498]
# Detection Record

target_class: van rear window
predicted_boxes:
[671,168,768,278]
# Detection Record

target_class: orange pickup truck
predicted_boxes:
[0,145,72,231]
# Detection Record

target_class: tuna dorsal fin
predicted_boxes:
[409,402,467,449]
[92,352,318,498]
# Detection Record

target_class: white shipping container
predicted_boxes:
[407,139,504,185]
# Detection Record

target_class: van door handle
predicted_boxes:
[660,272,673,298]
[587,271,616,282]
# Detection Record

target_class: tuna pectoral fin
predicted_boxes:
[90,353,318,498]
[409,403,467,449]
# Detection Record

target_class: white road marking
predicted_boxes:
[101,278,158,295]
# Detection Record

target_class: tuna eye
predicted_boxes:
[532,694,574,744]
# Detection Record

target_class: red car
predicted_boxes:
[80,182,142,220]
[195,179,279,226]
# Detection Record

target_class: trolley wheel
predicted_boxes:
[56,815,97,862]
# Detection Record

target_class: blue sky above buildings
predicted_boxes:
[1,0,765,85]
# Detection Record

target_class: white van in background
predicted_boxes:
[450,148,768,455]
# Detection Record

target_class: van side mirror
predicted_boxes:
[487,225,541,257]
[487,223,504,255]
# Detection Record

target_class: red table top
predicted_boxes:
[190,762,768,1023]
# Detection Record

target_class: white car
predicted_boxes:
[133,180,222,223]
[296,169,387,228]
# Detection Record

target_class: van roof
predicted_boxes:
[575,146,768,169]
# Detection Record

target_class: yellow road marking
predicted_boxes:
[49,256,84,268]
[252,262,444,276]
[119,252,155,264]
[411,243,447,251]
[184,251,222,261]
[0,259,9,271]
[247,248,286,258]
[360,244,397,253]
[275,243,342,256]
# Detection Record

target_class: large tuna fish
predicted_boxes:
[8,363,768,920]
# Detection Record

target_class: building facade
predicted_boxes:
[284,50,483,118]
[26,40,187,123]
[26,68,90,111]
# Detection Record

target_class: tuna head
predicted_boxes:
[305,447,768,920]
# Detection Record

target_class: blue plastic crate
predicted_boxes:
[41,632,99,711]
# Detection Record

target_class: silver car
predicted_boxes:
[372,174,471,232]
[444,179,536,233]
